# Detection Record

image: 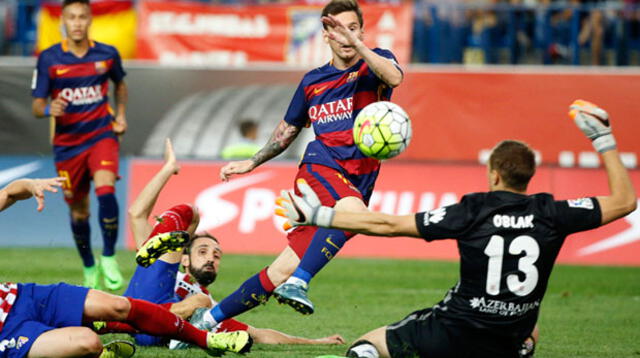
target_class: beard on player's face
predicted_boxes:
[189,260,217,287]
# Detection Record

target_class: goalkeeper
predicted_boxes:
[278,100,636,358]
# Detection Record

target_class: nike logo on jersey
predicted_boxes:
[492,214,534,229]
[100,160,115,166]
[56,68,71,76]
[313,86,328,95]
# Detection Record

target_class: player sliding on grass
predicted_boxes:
[109,139,345,348]
[277,100,637,358]
[0,177,252,357]
[138,0,403,326]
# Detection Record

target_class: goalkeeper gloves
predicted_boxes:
[275,179,335,230]
[569,99,616,153]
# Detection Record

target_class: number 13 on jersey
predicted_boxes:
[484,235,540,297]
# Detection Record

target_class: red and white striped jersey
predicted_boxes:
[0,283,18,333]
[174,272,215,306]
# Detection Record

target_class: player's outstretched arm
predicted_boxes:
[0,177,64,212]
[322,14,402,87]
[128,138,180,247]
[247,326,345,345]
[569,100,637,225]
[219,120,302,181]
[276,179,420,237]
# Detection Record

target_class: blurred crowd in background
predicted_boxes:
[1,0,640,65]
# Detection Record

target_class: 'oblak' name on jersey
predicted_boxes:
[492,214,534,229]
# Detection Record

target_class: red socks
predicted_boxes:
[94,321,138,334]
[125,297,207,348]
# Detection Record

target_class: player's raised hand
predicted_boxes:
[49,96,68,117]
[569,99,616,153]
[321,14,362,48]
[275,179,334,230]
[112,113,127,135]
[219,160,255,181]
[163,138,180,175]
[29,177,65,212]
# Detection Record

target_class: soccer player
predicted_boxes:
[31,0,128,290]
[0,282,251,358]
[277,100,637,358]
[137,0,403,326]
[119,139,345,348]
[0,177,252,357]
[0,177,65,212]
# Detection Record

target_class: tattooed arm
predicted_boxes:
[219,120,302,181]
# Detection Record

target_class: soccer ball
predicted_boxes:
[353,101,412,160]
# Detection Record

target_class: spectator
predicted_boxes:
[577,0,607,65]
[221,120,262,160]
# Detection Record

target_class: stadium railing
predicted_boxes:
[3,0,640,65]
[412,1,640,66]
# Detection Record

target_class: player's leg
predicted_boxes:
[0,283,132,358]
[89,138,123,290]
[110,204,198,345]
[58,154,100,289]
[275,164,364,314]
[294,195,367,282]
[27,326,103,358]
[68,196,100,289]
[345,326,391,358]
[202,246,299,327]
[135,204,196,267]
[83,289,251,354]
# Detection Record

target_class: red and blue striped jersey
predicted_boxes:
[32,40,126,162]
[284,48,401,180]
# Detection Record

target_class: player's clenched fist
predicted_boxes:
[49,97,68,117]
[219,160,256,181]
[569,99,616,153]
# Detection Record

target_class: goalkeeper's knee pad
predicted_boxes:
[347,340,380,358]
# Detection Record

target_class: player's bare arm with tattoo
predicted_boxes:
[219,120,302,181]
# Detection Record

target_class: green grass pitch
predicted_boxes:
[1,248,639,357]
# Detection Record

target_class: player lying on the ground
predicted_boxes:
[0,175,251,357]
[0,177,64,212]
[277,100,637,358]
[106,138,344,348]
[0,283,251,358]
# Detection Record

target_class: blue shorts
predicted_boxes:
[123,260,180,346]
[0,283,88,358]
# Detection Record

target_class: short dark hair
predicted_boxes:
[239,120,257,137]
[321,0,363,30]
[183,231,220,255]
[489,140,536,192]
[63,0,90,8]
